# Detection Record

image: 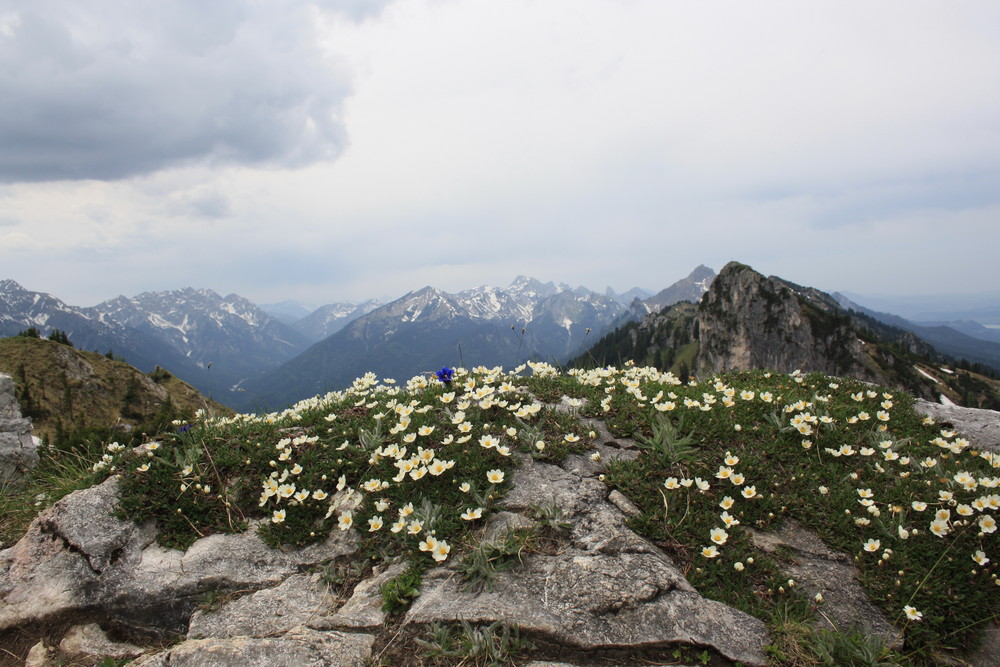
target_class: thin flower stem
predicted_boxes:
[201,437,239,530]
[899,523,970,618]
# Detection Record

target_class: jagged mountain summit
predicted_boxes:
[91,288,312,396]
[0,281,313,406]
[0,280,202,382]
[240,275,653,409]
[643,264,716,312]
[605,285,655,306]
[0,268,719,412]
[580,262,1000,409]
[290,300,382,342]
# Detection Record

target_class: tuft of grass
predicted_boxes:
[416,620,531,666]
[380,563,424,615]
[0,441,106,548]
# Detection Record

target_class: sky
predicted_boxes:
[1,0,999,309]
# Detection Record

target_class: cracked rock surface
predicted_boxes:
[750,520,902,648]
[914,399,1000,453]
[0,477,358,636]
[406,453,771,666]
[131,626,375,667]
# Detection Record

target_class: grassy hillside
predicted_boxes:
[0,336,229,445]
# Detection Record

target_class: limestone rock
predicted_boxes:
[408,548,768,666]
[969,623,1000,667]
[187,573,335,639]
[24,641,54,667]
[132,626,374,667]
[696,262,887,384]
[0,476,359,637]
[59,622,144,660]
[914,399,1000,452]
[311,561,407,630]
[751,520,902,648]
[0,477,145,632]
[0,372,38,483]
[409,454,770,666]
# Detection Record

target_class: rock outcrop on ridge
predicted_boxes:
[697,263,883,383]
[0,372,37,483]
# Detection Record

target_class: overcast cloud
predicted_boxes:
[1,0,998,309]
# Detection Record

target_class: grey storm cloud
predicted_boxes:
[0,0,389,182]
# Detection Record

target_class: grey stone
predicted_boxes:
[132,626,374,667]
[607,489,641,517]
[968,623,1000,667]
[407,547,769,666]
[503,456,654,556]
[312,561,407,630]
[914,400,1000,452]
[24,641,53,667]
[0,477,359,636]
[0,372,38,483]
[0,477,148,632]
[187,574,335,639]
[59,622,144,660]
[580,416,637,450]
[411,455,770,666]
[750,520,902,648]
[482,510,535,544]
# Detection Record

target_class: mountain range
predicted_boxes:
[0,270,711,410]
[3,263,998,412]
[238,274,705,409]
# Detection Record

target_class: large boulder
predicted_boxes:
[0,476,359,637]
[750,520,901,648]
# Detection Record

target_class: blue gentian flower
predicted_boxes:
[436,367,455,384]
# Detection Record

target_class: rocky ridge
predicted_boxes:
[6,394,997,666]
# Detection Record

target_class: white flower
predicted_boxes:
[432,540,451,562]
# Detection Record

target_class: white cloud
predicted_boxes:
[0,0,380,182]
[1,0,999,306]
